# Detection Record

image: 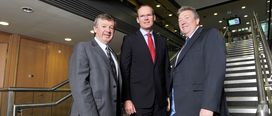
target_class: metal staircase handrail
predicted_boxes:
[253,12,272,74]
[0,80,70,116]
[13,93,72,116]
[251,19,270,116]
[0,80,69,92]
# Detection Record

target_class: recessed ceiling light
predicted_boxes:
[174,30,177,32]
[64,38,72,41]
[0,21,9,26]
[156,4,161,8]
[165,24,169,27]
[244,15,248,17]
[21,7,34,13]
[90,30,95,34]
[213,13,218,16]
[218,20,223,23]
[223,26,227,29]
[267,0,270,3]
[168,14,173,17]
[241,6,246,9]
[267,10,270,13]
[246,22,250,25]
[232,30,236,32]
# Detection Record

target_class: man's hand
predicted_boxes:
[167,97,170,111]
[124,100,136,115]
[200,108,213,116]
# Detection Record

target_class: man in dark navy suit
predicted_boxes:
[120,4,170,116]
[170,6,229,116]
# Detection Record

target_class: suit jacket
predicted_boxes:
[120,30,170,108]
[69,39,122,116]
[171,27,229,116]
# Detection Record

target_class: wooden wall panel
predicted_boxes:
[45,42,72,87]
[0,32,20,116]
[16,38,47,87]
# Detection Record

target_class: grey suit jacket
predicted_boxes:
[69,39,122,116]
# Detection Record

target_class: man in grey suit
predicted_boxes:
[69,13,122,116]
[170,6,229,116]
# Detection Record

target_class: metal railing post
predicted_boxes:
[6,91,14,116]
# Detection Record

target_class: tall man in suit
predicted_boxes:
[170,6,229,116]
[120,5,170,116]
[69,13,122,116]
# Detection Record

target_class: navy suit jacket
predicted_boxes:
[120,30,170,108]
[171,27,229,116]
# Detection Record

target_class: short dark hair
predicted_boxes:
[93,13,116,27]
[136,4,154,17]
[177,6,199,19]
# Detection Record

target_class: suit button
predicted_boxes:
[113,85,116,88]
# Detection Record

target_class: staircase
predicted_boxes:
[224,38,266,116]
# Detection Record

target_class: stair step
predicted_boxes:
[227,55,254,62]
[226,72,256,77]
[226,66,255,72]
[225,87,257,92]
[226,61,255,67]
[224,79,256,85]
[228,107,256,113]
[227,96,257,101]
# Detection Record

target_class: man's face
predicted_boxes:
[136,6,156,31]
[93,19,115,44]
[178,10,199,37]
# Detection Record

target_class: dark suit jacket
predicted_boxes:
[120,30,170,108]
[69,39,122,116]
[171,27,229,116]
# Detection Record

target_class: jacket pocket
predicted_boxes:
[192,82,204,92]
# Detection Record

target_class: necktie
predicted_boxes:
[175,38,189,66]
[106,46,121,116]
[147,33,156,63]
[106,46,117,78]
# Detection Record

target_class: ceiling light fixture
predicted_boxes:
[156,4,161,8]
[64,38,72,41]
[244,15,248,18]
[213,13,218,16]
[241,6,246,9]
[267,0,270,3]
[219,20,222,23]
[90,30,95,34]
[165,24,169,27]
[246,22,250,25]
[0,21,9,26]
[168,14,173,17]
[223,26,227,29]
[21,7,34,13]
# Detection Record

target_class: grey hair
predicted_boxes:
[93,13,116,28]
[177,6,199,19]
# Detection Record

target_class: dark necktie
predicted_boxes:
[106,46,121,115]
[147,33,156,63]
[106,46,117,78]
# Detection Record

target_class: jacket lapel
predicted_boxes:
[136,31,154,64]
[175,27,203,67]
[90,39,117,83]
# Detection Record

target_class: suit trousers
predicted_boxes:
[131,100,167,116]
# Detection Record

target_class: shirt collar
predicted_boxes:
[140,28,153,36]
[187,26,200,39]
[94,37,107,50]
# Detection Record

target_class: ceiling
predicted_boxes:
[0,0,270,53]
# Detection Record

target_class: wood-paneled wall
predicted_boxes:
[0,31,72,116]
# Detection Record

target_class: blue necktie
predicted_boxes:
[171,38,189,116]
